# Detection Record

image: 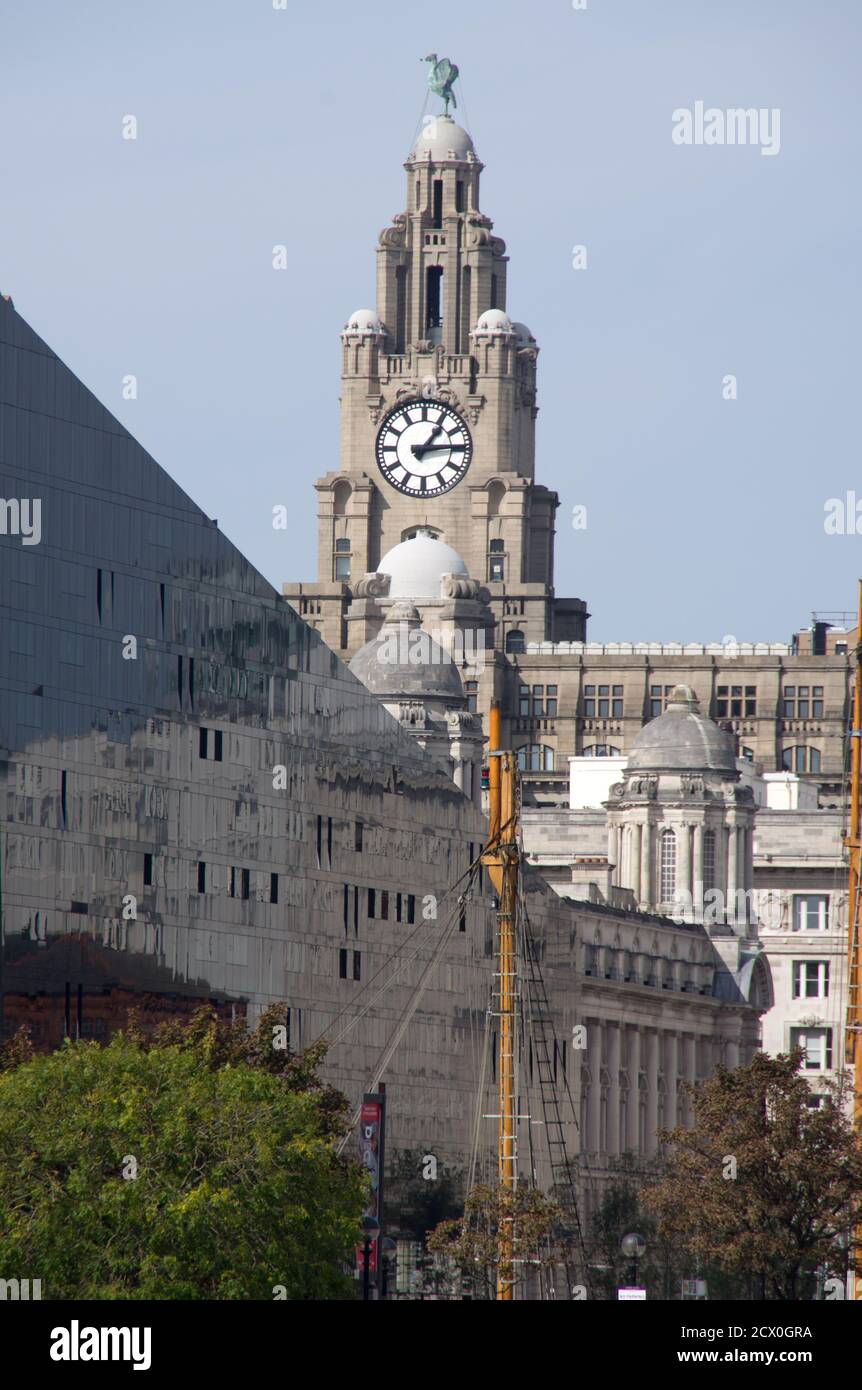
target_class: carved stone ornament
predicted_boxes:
[354,572,391,600]
[378,214,407,249]
[440,573,481,601]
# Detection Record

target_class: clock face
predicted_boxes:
[375,400,472,497]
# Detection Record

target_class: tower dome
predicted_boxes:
[378,533,469,600]
[348,604,464,702]
[342,309,385,337]
[473,309,514,336]
[408,115,476,163]
[512,321,537,347]
[627,685,737,773]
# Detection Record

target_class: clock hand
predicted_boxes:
[411,423,445,458]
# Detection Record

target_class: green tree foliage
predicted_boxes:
[643,1051,862,1301]
[0,1008,365,1299]
[585,1157,747,1300]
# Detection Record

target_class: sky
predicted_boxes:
[1,0,860,642]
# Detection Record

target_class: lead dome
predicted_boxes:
[378,533,468,600]
[342,309,385,337]
[408,115,476,163]
[627,685,737,773]
[473,309,514,336]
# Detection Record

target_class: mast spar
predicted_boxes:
[844,580,862,1299]
[482,701,519,1300]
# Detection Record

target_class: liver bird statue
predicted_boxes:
[423,54,459,116]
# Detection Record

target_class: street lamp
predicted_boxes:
[621,1232,647,1290]
[361,1216,380,1302]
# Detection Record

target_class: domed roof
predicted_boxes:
[408,115,476,163]
[627,685,737,773]
[512,321,537,347]
[473,309,514,336]
[349,606,464,702]
[342,309,384,337]
[379,533,469,599]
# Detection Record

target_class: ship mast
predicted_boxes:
[482,701,519,1300]
[844,580,862,1300]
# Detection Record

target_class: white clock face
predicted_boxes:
[375,400,472,497]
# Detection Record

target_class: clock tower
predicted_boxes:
[284,89,588,659]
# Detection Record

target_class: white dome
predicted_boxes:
[378,534,469,599]
[512,321,537,347]
[342,309,384,337]
[473,309,514,336]
[408,115,476,163]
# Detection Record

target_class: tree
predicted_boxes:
[0,1009,366,1299]
[385,1147,463,1242]
[428,1183,564,1299]
[643,1051,862,1300]
[585,1157,747,1300]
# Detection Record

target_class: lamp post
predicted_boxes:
[361,1216,380,1302]
[620,1232,647,1299]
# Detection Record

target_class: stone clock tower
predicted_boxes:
[284,95,588,660]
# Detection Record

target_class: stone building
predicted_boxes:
[283,107,852,809]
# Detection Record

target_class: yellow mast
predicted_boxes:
[482,702,519,1300]
[845,580,862,1299]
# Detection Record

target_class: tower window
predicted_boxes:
[432,179,443,228]
[334,537,351,582]
[490,273,498,309]
[426,267,443,333]
[488,538,506,582]
[465,680,478,713]
[506,630,526,655]
[456,180,464,212]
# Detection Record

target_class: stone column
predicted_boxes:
[587,1020,602,1153]
[608,825,619,884]
[630,823,641,902]
[693,823,704,917]
[626,1027,641,1151]
[727,821,738,920]
[715,823,726,899]
[640,819,652,909]
[645,1030,659,1156]
[665,1033,679,1130]
[607,1025,621,1155]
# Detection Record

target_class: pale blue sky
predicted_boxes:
[2,1,859,641]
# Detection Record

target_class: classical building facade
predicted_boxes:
[283,110,852,809]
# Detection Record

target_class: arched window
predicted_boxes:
[582,745,621,757]
[703,829,716,892]
[516,744,555,773]
[333,480,351,516]
[782,745,821,774]
[660,829,676,902]
[506,629,525,655]
[401,525,442,542]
